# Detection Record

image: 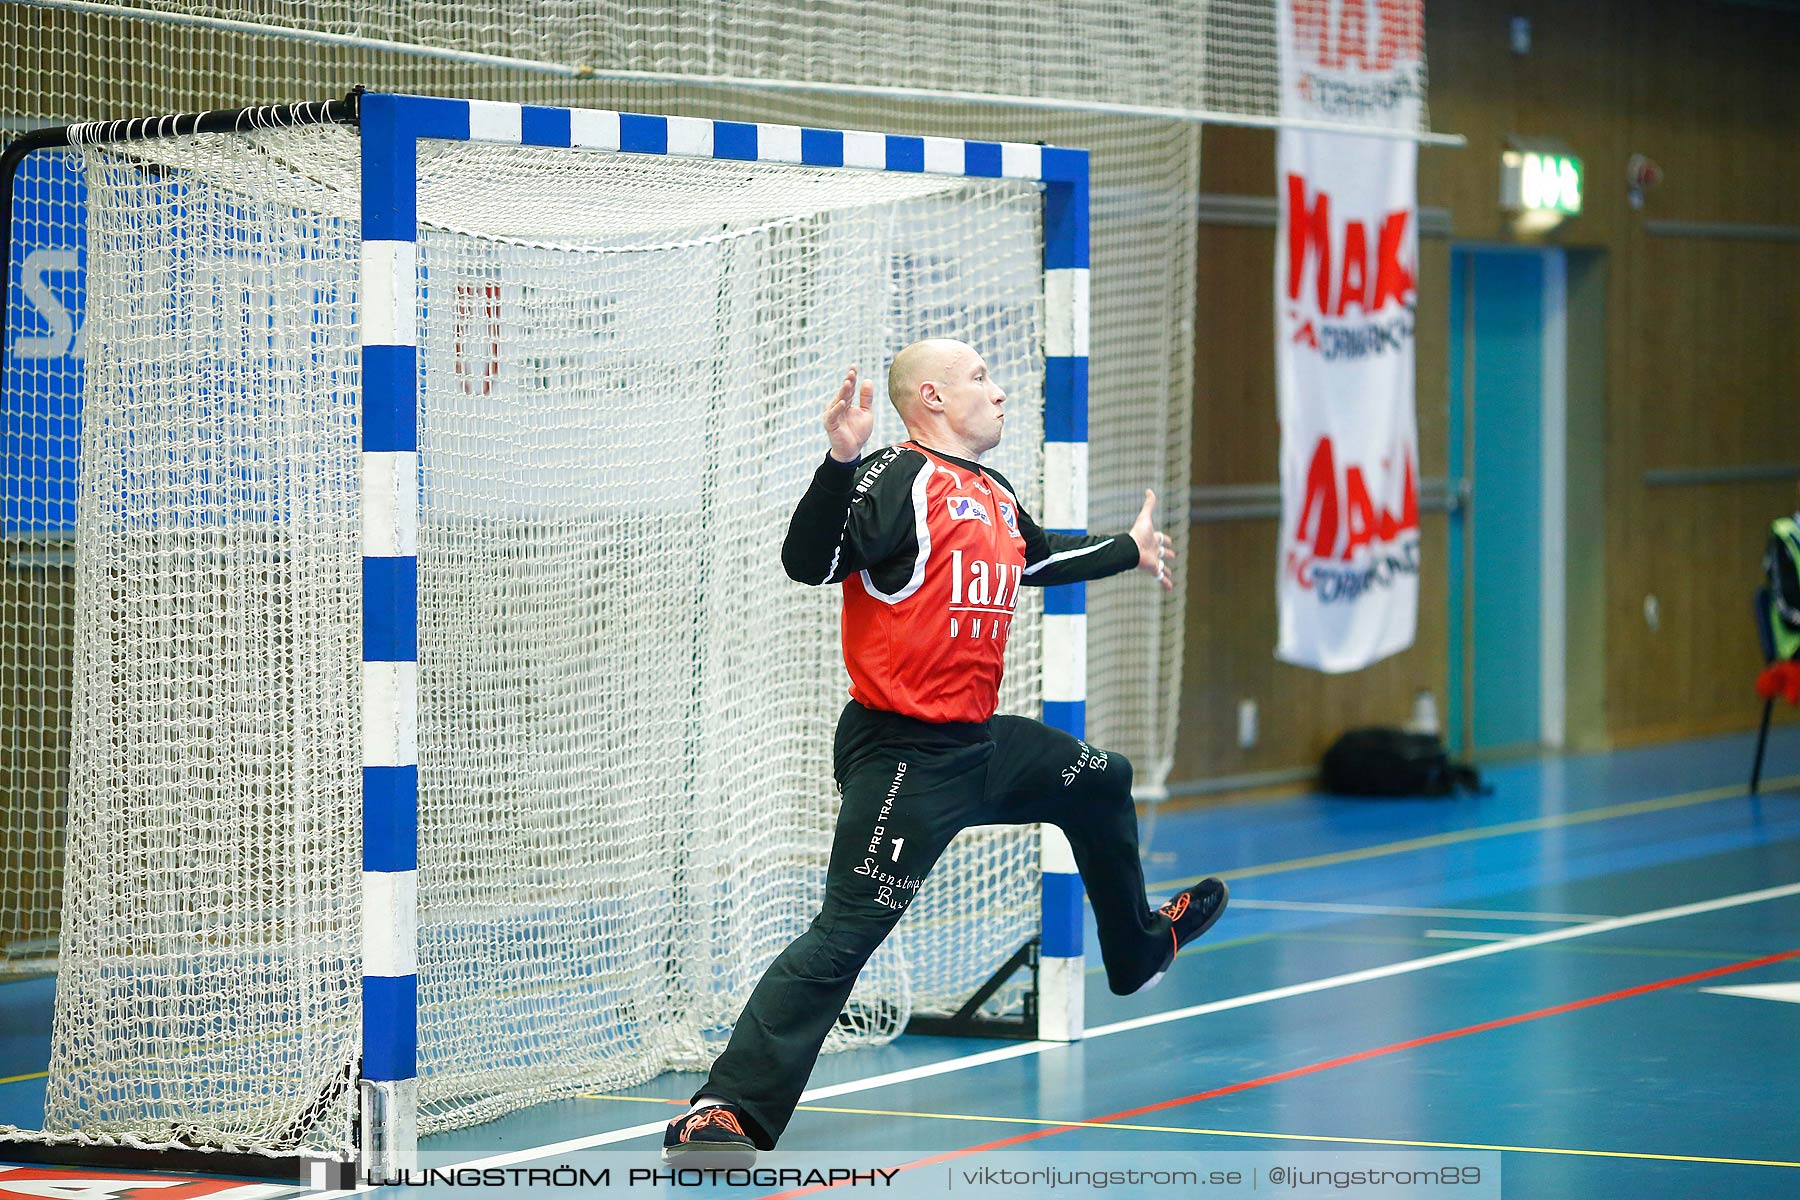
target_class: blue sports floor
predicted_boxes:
[5,725,1799,1199]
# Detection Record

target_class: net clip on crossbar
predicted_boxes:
[904,936,1041,1040]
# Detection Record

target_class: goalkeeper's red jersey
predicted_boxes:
[780,441,1137,724]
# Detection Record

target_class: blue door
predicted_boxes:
[1448,249,1548,754]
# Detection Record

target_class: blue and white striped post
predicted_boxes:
[358,91,431,1184]
[350,96,1093,1165]
[1037,148,1091,1043]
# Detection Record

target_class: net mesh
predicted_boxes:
[4,0,1425,130]
[42,130,364,1156]
[4,0,1213,986]
[404,137,1048,1129]
[18,124,1046,1155]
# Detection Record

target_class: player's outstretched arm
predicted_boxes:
[992,466,1144,588]
[1129,489,1178,591]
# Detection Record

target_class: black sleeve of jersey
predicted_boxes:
[781,448,924,586]
[986,467,1141,587]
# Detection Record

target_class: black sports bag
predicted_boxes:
[1321,727,1487,797]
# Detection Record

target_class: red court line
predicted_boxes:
[758,946,1800,1198]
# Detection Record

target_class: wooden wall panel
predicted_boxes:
[1605,231,1800,734]
[1180,0,1799,790]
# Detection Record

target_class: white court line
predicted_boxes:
[1422,929,1524,942]
[350,877,1800,1184]
[432,1044,1061,1172]
[1225,898,1609,923]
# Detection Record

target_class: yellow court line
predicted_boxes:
[0,1072,47,1087]
[585,1094,1798,1168]
[1148,773,1800,891]
[783,1103,1800,1169]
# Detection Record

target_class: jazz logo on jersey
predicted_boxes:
[997,501,1020,536]
[946,496,991,524]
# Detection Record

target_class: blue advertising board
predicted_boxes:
[5,146,84,538]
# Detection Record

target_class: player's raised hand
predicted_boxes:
[824,365,876,463]
[1130,488,1177,591]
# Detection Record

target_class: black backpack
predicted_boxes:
[1321,727,1486,797]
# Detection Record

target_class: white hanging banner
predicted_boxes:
[1274,0,1425,673]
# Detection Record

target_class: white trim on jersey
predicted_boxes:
[822,508,852,584]
[1023,537,1117,576]
[861,462,935,604]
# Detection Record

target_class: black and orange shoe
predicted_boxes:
[662,1102,757,1166]
[1133,877,1229,994]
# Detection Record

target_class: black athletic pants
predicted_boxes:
[696,699,1174,1149]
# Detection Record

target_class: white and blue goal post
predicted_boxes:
[354,91,1091,1175]
[1036,145,1091,1048]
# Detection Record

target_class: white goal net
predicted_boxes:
[4,0,1231,988]
[16,119,1048,1157]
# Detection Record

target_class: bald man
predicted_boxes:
[663,341,1228,1164]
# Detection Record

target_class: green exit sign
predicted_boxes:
[1501,149,1583,216]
